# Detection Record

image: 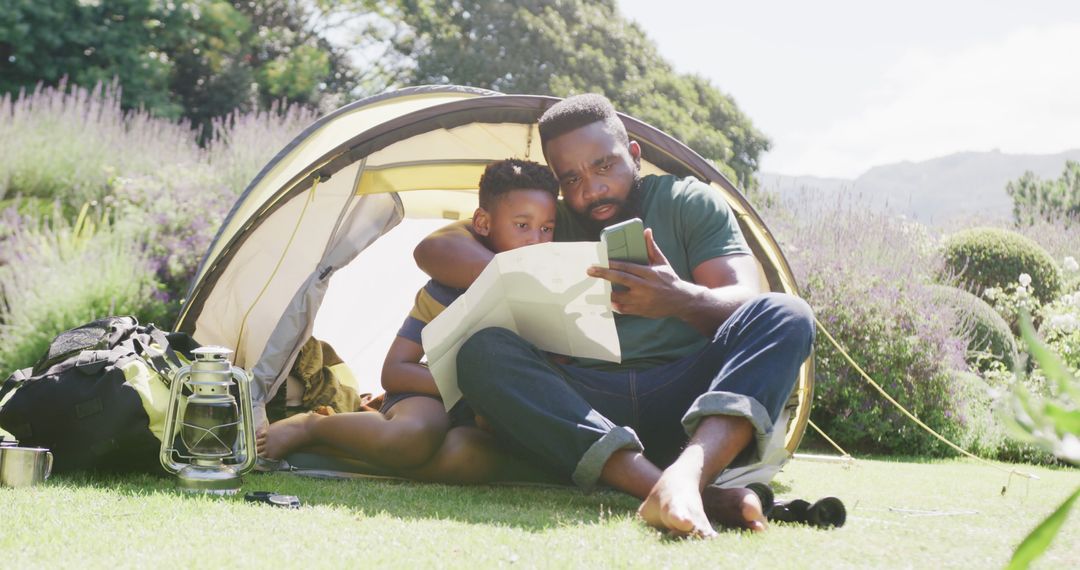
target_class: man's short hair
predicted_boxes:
[477,158,559,210]
[538,93,629,150]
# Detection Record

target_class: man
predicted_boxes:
[414,94,814,537]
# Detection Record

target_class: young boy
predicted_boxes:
[260,159,558,482]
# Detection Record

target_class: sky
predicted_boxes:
[616,0,1080,178]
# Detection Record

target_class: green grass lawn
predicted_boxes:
[2,456,1077,569]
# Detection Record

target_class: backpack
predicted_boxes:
[0,316,200,474]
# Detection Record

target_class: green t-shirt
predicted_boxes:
[555,174,752,370]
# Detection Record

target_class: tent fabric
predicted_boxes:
[175,85,813,453]
[250,192,403,427]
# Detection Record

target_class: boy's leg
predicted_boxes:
[398,426,560,484]
[261,397,451,469]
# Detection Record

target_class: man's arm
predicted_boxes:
[587,228,761,336]
[412,220,492,289]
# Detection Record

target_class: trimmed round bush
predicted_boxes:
[928,285,1019,371]
[941,227,1062,304]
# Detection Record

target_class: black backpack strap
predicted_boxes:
[72,350,117,375]
[129,325,188,387]
[0,367,33,402]
[164,331,200,361]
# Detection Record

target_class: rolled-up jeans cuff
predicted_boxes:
[682,392,774,464]
[571,426,643,490]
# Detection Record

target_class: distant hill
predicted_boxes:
[759,149,1080,225]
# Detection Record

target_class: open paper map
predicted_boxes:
[421,241,622,410]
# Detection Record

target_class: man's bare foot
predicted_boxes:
[637,462,717,538]
[261,412,320,460]
[701,485,768,532]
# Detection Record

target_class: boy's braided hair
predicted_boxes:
[478,159,559,209]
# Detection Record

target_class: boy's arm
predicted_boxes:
[412,220,492,289]
[381,337,441,396]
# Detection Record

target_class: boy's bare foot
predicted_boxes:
[637,461,717,538]
[701,485,768,532]
[261,412,319,460]
[255,424,269,456]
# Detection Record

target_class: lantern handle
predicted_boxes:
[159,366,191,474]
[232,366,258,475]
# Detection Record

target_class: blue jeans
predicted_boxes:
[456,293,815,489]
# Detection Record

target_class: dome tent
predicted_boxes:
[174,85,814,464]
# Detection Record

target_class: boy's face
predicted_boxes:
[474,188,557,253]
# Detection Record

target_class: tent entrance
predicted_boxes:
[312,217,458,395]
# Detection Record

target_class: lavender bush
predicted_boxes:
[204,103,319,198]
[0,80,204,209]
[0,205,163,372]
[0,81,315,372]
[765,193,1001,456]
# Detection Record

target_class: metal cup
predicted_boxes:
[0,446,54,487]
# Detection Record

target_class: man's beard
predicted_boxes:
[577,174,644,239]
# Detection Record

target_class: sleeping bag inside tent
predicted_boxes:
[174,85,814,453]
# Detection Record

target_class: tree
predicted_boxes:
[1007,161,1080,226]
[1,0,182,116]
[0,0,355,134]
[368,0,770,188]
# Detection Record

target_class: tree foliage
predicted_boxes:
[1,0,181,116]
[370,0,770,188]
[1007,160,1080,226]
[2,0,771,185]
[0,0,351,134]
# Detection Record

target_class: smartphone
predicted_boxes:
[601,217,648,265]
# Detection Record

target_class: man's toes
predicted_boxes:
[662,511,697,535]
[695,523,719,538]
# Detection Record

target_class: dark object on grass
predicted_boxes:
[745,482,775,517]
[769,496,847,528]
[244,491,302,509]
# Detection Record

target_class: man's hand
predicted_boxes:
[588,228,693,319]
[587,228,761,335]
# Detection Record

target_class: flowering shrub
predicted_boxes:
[983,272,1042,332]
[765,195,993,455]
[930,284,1018,372]
[0,80,314,372]
[1064,256,1080,293]
[204,103,319,197]
[0,80,204,209]
[0,206,164,372]
[984,259,1080,377]
[1038,258,1080,375]
[108,173,235,320]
